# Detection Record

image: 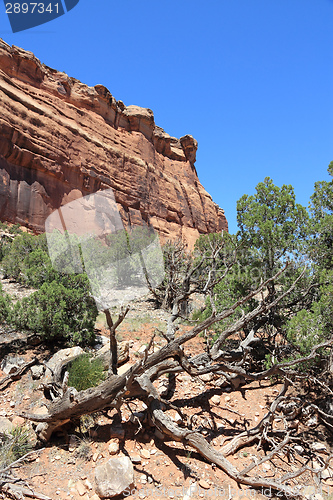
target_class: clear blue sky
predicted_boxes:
[1,0,332,234]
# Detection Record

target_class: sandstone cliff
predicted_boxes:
[0,39,227,248]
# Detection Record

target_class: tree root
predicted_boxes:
[150,397,311,500]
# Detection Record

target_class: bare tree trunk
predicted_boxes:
[104,306,130,376]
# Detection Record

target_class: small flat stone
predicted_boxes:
[130,454,142,464]
[211,395,220,405]
[76,479,86,496]
[140,449,151,459]
[312,459,322,470]
[199,479,210,489]
[224,396,231,402]
[311,442,327,453]
[11,416,25,427]
[173,412,182,423]
[108,442,119,455]
[0,417,14,434]
[321,469,331,479]
[84,479,92,490]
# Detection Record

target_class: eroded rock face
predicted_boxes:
[0,39,228,247]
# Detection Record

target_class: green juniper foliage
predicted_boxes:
[0,282,12,324]
[192,169,332,371]
[10,277,98,345]
[285,163,333,356]
[67,353,106,391]
[0,231,98,346]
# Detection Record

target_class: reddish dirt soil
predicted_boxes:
[0,297,332,500]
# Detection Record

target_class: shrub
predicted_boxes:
[10,277,98,345]
[0,222,22,263]
[0,283,12,324]
[1,232,49,283]
[0,425,33,468]
[21,248,57,287]
[68,354,106,391]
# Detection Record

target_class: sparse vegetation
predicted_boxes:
[0,283,11,324]
[1,163,333,499]
[74,436,93,461]
[0,240,98,346]
[67,354,106,391]
[0,425,34,469]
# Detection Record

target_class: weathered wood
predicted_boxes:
[104,307,130,375]
[0,358,39,390]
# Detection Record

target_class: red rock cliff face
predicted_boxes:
[0,39,228,248]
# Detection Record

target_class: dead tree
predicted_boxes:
[19,237,332,499]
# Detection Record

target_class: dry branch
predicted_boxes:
[17,256,329,499]
[0,359,39,391]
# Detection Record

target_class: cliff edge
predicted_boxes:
[0,39,227,247]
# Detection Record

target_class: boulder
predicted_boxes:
[0,356,25,375]
[95,457,134,498]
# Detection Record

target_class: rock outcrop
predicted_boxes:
[0,39,227,247]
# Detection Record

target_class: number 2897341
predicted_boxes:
[5,3,60,14]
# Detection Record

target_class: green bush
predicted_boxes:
[68,354,106,391]
[1,232,48,283]
[21,248,57,287]
[10,277,98,345]
[0,283,12,324]
[0,231,98,346]
[0,222,22,263]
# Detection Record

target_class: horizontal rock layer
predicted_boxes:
[0,39,227,248]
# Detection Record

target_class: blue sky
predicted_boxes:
[1,0,332,234]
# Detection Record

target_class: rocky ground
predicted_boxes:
[0,279,332,500]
